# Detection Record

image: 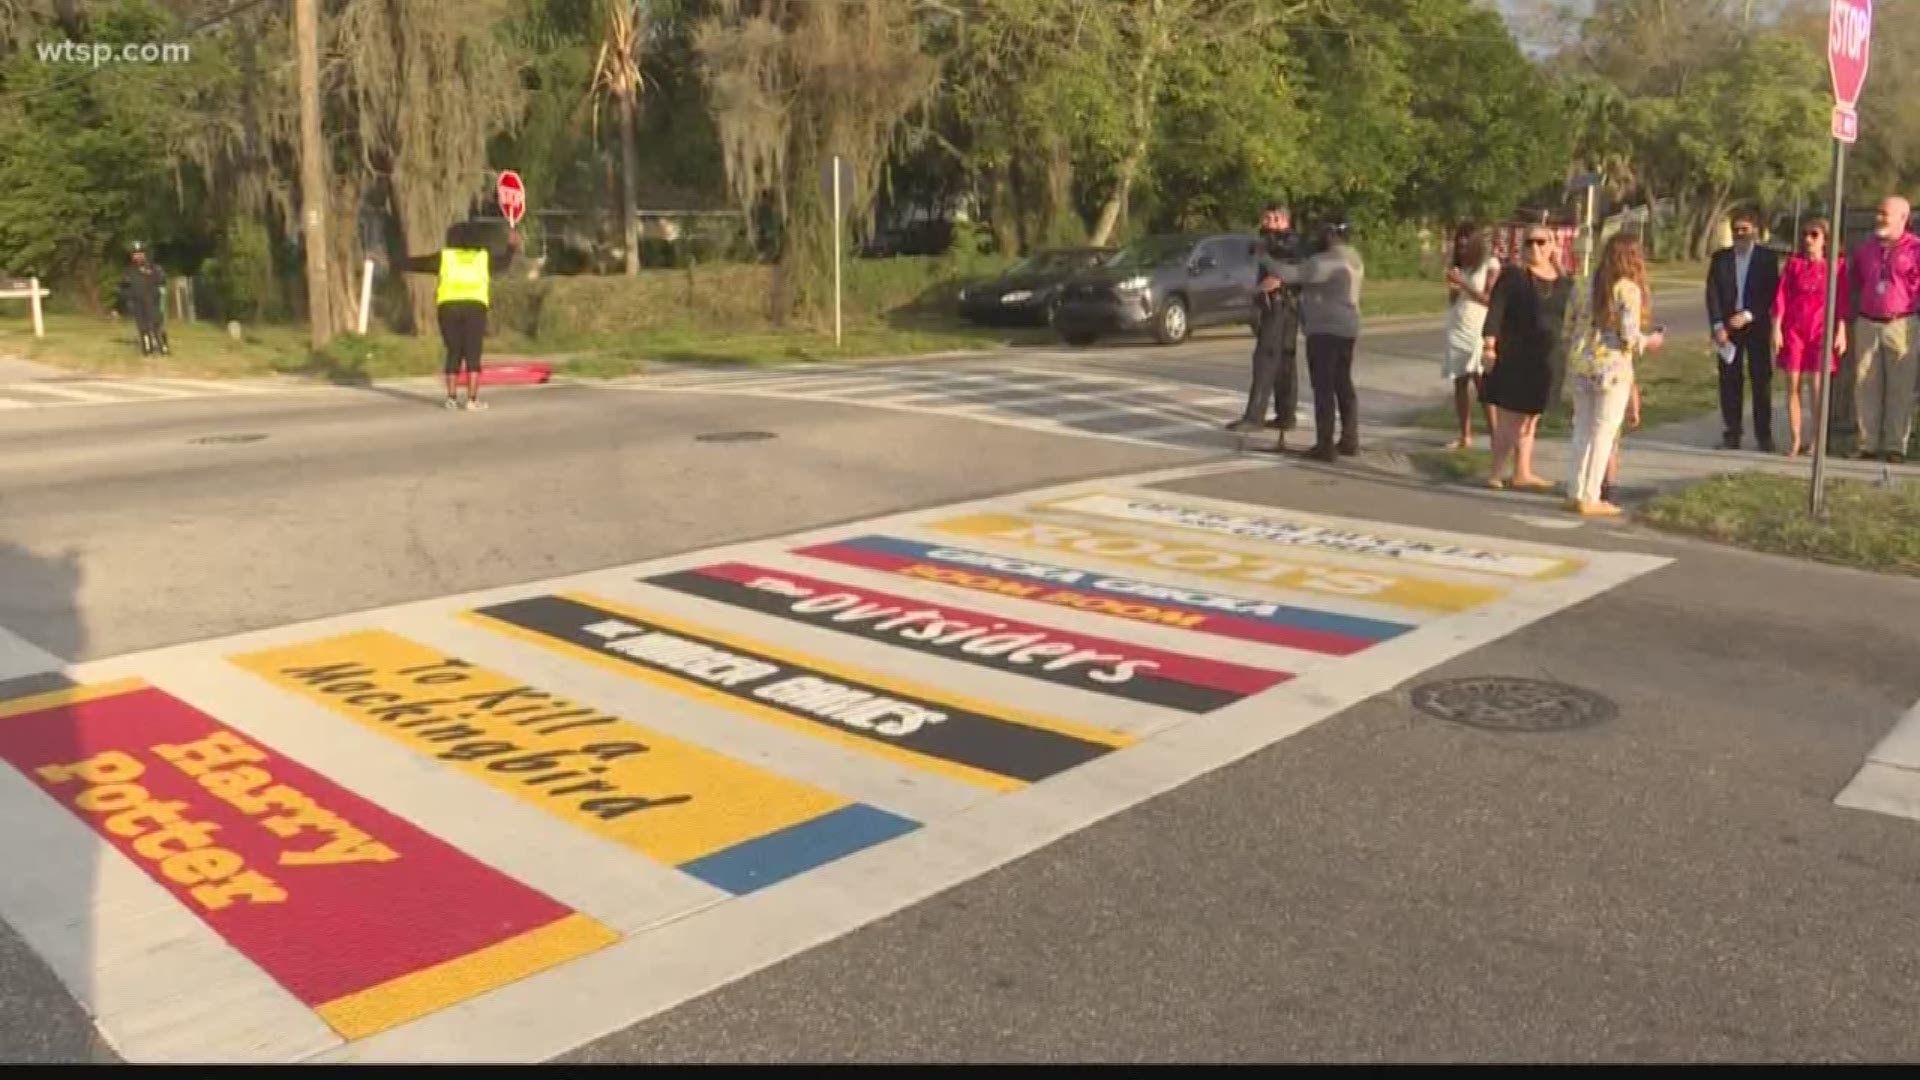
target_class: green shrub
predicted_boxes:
[493,253,1020,346]
[1352,217,1432,280]
[201,219,278,322]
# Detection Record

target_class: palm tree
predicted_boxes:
[587,0,649,274]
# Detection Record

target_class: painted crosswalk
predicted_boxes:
[0,460,1669,1062]
[616,363,1301,449]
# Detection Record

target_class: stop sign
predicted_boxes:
[496,170,526,227]
[1828,0,1872,110]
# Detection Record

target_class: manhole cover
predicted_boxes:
[694,430,777,443]
[189,433,267,445]
[1410,676,1615,733]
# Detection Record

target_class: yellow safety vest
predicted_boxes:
[435,247,490,306]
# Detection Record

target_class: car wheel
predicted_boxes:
[1154,296,1190,345]
[1062,330,1098,347]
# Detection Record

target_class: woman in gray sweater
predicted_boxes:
[1274,221,1365,461]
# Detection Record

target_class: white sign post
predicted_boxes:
[357,258,375,335]
[821,156,853,348]
[0,276,47,338]
[833,158,842,347]
[1811,0,1872,517]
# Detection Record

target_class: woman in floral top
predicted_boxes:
[1565,234,1664,516]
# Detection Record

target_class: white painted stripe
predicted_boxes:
[1834,762,1920,822]
[0,396,28,408]
[308,536,1669,1063]
[4,383,128,402]
[1834,696,1920,823]
[1854,696,1920,772]
[1508,513,1587,530]
[1049,407,1135,424]
[1122,421,1218,442]
[136,378,274,395]
[705,374,881,395]
[1040,490,1583,582]
[153,650,728,937]
[0,763,338,1063]
[631,386,1223,453]
[60,381,186,398]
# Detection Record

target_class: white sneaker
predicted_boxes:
[444,397,460,410]
[464,398,488,411]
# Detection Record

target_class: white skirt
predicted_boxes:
[1442,338,1485,378]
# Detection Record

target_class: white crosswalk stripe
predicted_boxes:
[614,362,1305,450]
[0,377,308,411]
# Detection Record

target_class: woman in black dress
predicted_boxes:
[1480,227,1574,491]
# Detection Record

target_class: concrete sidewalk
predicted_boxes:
[0,355,61,381]
[1355,416,1918,503]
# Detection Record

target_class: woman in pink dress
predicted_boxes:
[1771,218,1850,458]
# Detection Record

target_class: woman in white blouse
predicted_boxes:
[1566,234,1663,516]
[1441,224,1500,449]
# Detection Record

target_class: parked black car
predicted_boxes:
[956,247,1114,326]
[1051,233,1262,346]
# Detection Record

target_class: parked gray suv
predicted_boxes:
[1051,233,1261,346]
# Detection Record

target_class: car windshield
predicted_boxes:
[1007,250,1091,276]
[1101,237,1192,272]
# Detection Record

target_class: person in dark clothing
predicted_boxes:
[1227,202,1301,442]
[1274,219,1365,462]
[1480,226,1575,491]
[401,220,522,411]
[116,241,169,356]
[1704,205,1782,450]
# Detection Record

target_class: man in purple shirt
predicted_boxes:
[1848,196,1920,462]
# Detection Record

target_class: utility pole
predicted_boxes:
[296,0,333,350]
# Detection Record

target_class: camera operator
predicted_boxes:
[1227,202,1302,443]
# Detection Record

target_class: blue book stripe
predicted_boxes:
[677,803,920,896]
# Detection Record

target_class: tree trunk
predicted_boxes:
[618,84,640,274]
[295,0,334,351]
[986,166,1019,256]
[1692,186,1731,260]
[1088,0,1161,248]
[1089,140,1146,248]
[1042,132,1079,246]
[1640,179,1659,259]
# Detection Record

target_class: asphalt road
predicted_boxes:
[12,284,1907,1065]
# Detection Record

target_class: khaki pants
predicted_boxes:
[1853,315,1918,454]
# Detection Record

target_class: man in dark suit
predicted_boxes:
[1705,206,1782,451]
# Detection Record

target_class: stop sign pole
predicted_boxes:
[1811,0,1872,518]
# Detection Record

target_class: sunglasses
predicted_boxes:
[1527,238,1552,246]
